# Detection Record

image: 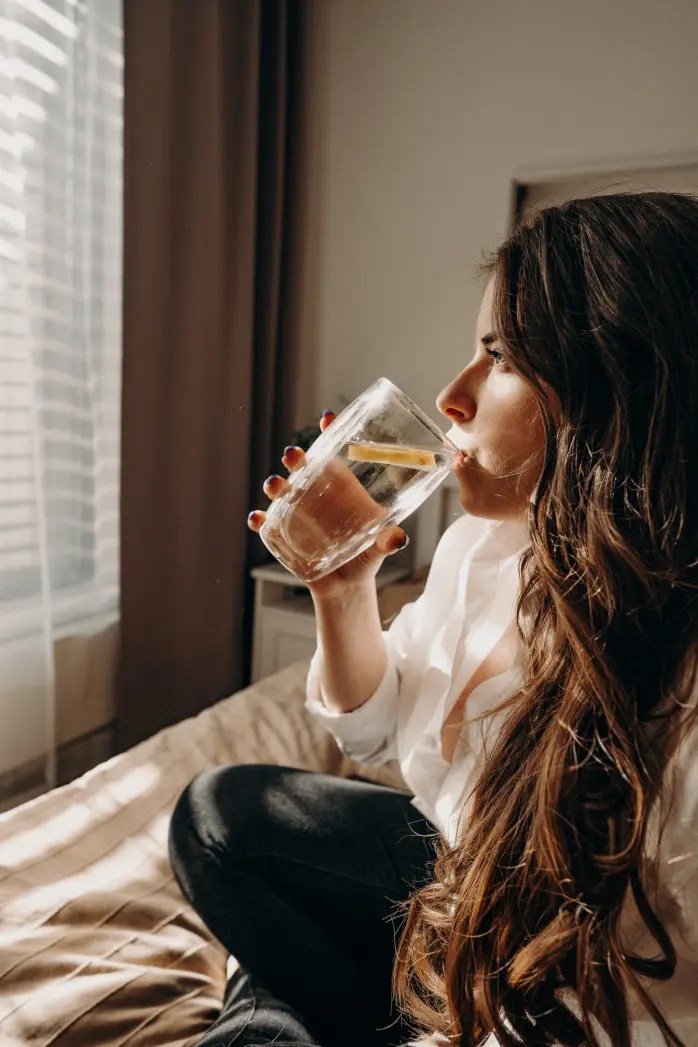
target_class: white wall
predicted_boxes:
[297,0,698,426]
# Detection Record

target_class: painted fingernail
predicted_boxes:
[321,409,335,419]
[283,446,297,457]
[265,474,281,484]
[248,510,262,523]
[393,533,410,551]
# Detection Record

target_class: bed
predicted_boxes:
[0,643,417,1046]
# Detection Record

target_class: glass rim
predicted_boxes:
[374,377,459,455]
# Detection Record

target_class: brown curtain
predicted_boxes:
[118,0,309,750]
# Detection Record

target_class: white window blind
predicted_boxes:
[0,0,122,637]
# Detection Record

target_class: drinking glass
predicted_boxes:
[259,377,460,583]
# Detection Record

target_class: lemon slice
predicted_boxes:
[347,441,438,470]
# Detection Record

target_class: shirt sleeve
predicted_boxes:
[304,513,481,768]
[304,594,421,766]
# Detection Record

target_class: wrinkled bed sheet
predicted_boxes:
[0,659,406,1047]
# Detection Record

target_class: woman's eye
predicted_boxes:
[485,346,507,368]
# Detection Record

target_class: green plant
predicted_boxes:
[290,422,321,451]
[291,396,350,451]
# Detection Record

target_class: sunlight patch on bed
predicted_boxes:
[0,763,163,870]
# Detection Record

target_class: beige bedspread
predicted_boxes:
[0,659,406,1047]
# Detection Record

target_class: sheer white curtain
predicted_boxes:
[0,0,122,805]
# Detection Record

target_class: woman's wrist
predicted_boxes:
[308,577,378,612]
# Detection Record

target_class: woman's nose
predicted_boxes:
[436,384,475,425]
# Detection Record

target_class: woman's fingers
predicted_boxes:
[249,471,291,532]
[280,412,334,476]
[374,525,409,556]
[319,409,336,432]
[262,474,291,500]
[250,416,334,534]
[281,445,306,472]
[247,509,266,532]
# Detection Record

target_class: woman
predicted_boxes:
[168,191,698,1047]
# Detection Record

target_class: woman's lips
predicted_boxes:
[444,426,472,472]
[449,450,469,473]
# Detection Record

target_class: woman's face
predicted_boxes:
[437,277,554,522]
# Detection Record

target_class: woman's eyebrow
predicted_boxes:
[479,332,497,347]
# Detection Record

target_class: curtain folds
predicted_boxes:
[119,0,308,749]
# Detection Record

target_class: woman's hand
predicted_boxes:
[247,410,408,601]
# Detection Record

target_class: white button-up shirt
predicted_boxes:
[305,511,698,1044]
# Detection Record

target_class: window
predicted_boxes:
[0,0,122,639]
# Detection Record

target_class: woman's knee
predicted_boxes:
[168,762,290,876]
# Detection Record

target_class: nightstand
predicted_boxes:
[250,561,411,683]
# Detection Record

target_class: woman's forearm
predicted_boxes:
[310,581,388,713]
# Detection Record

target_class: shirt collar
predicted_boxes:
[476,516,530,560]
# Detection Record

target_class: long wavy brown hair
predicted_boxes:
[393,191,698,1047]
